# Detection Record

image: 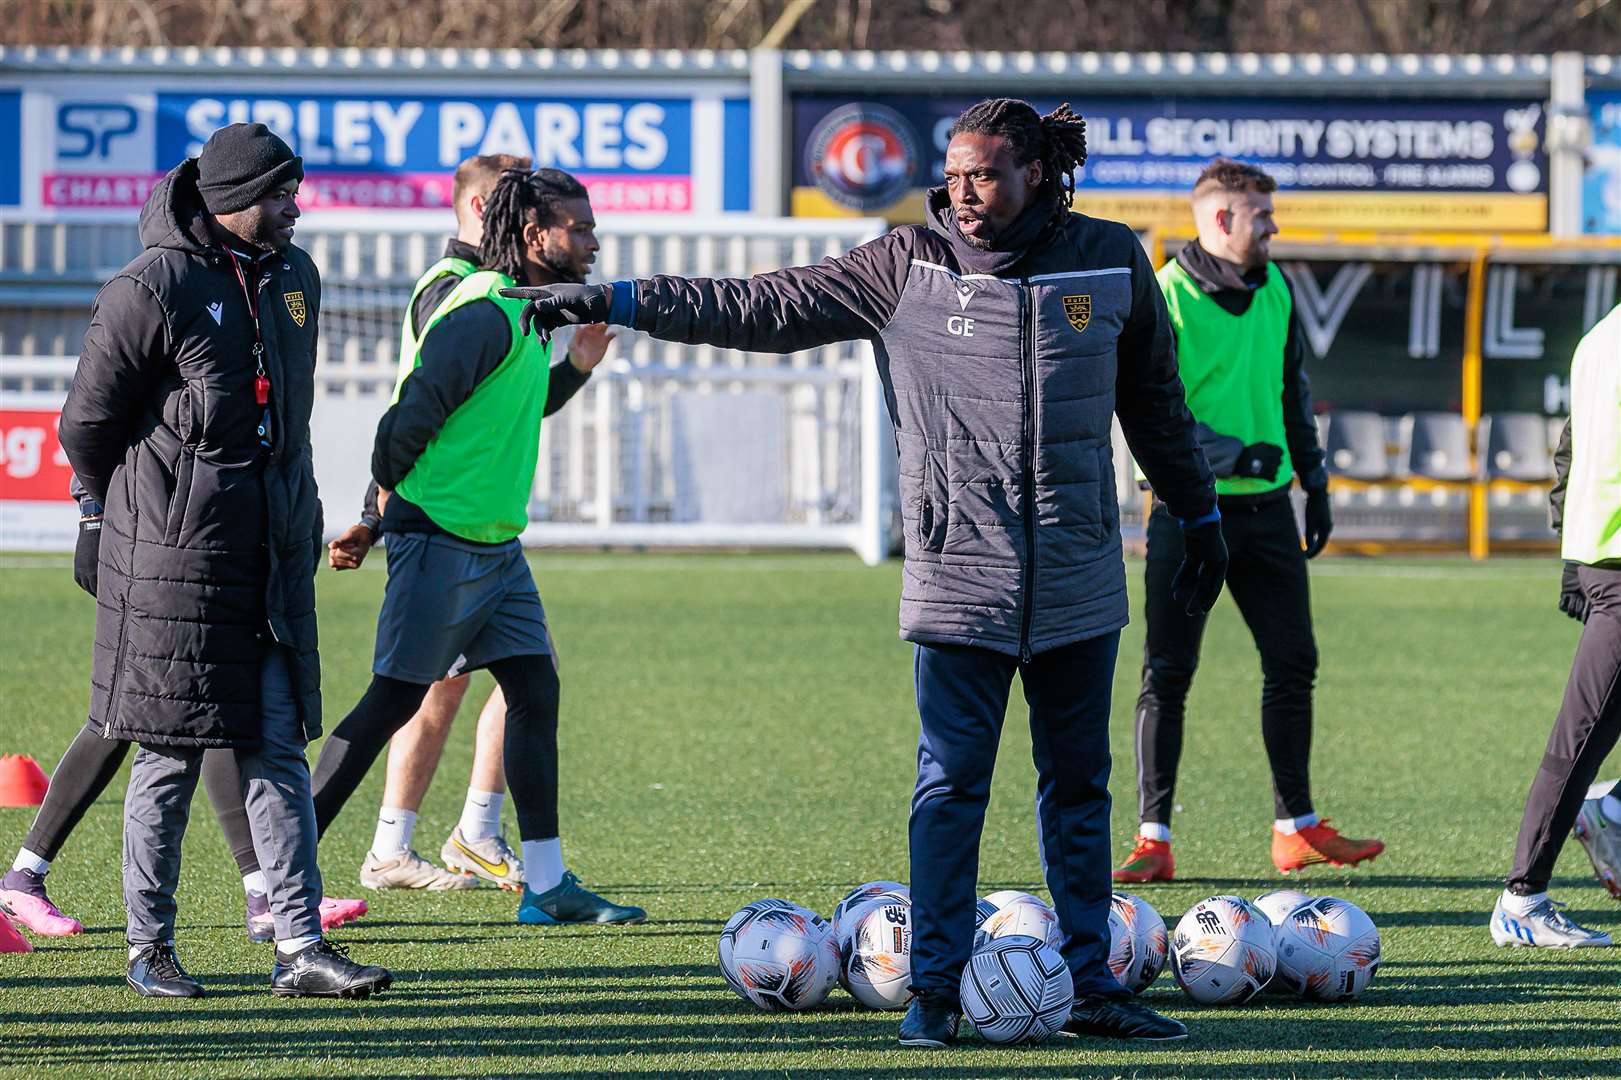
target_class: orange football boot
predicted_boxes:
[1272,820,1385,873]
[1113,836,1175,883]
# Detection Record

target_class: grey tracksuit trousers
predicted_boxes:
[123,645,323,943]
[1508,565,1621,894]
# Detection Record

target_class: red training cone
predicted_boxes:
[0,915,32,953]
[0,755,49,807]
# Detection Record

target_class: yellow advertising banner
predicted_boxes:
[792,187,1549,234]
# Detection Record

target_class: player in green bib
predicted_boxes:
[313,167,645,926]
[1116,160,1385,885]
[1491,302,1621,948]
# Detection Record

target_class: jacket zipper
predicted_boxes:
[1018,279,1037,664]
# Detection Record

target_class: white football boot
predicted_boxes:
[1490,894,1612,948]
[1572,793,1621,901]
[360,848,477,891]
[441,828,525,891]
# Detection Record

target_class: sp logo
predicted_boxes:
[946,316,975,337]
[57,103,140,160]
[1062,294,1091,333]
[284,291,306,327]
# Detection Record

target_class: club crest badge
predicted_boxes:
[1062,294,1091,333]
[284,291,306,327]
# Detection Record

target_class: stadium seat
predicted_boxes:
[1322,410,1391,481]
[1478,412,1555,483]
[1399,412,1472,482]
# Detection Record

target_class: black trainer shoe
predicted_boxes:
[1062,993,1187,1041]
[898,995,960,1049]
[270,939,392,999]
[126,942,204,998]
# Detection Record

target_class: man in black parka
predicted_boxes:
[504,99,1227,1047]
[59,123,389,1000]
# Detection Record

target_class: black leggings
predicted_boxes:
[22,721,260,876]
[312,655,559,840]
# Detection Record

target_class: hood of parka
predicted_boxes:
[137,159,216,254]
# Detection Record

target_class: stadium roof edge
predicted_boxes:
[0,45,1566,92]
[0,44,753,77]
[781,49,1555,94]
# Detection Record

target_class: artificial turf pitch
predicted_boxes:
[1,552,1618,1079]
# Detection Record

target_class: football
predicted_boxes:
[974,895,1000,932]
[977,895,1064,950]
[1106,891,1168,994]
[833,883,909,956]
[983,888,1044,910]
[1255,889,1313,939]
[960,934,1075,1044]
[717,899,839,1012]
[1170,895,1277,1005]
[843,894,915,1009]
[1273,895,1382,1002]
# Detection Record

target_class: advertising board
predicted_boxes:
[19,78,751,214]
[793,94,1549,231]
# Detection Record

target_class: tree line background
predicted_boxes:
[7,0,1619,55]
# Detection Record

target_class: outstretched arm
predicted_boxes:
[503,230,913,354]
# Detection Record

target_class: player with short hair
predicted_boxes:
[503,98,1225,1047]
[311,167,643,927]
[1491,303,1621,947]
[1114,159,1384,885]
[327,152,547,893]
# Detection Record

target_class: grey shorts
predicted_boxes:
[373,531,552,684]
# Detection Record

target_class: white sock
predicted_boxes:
[129,939,172,960]
[12,848,49,875]
[1274,813,1320,835]
[1603,794,1621,824]
[371,807,417,859]
[242,870,268,896]
[522,838,565,893]
[275,934,321,959]
[1138,822,1171,842]
[1500,890,1546,916]
[458,789,505,842]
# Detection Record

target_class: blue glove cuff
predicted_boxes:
[608,281,638,326]
[1178,509,1221,530]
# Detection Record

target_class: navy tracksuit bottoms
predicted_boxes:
[908,632,1125,1003]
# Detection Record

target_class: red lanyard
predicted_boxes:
[229,252,272,406]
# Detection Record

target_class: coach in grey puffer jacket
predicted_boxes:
[505,99,1220,1044]
[622,189,1216,662]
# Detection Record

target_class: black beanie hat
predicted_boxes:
[197,123,304,215]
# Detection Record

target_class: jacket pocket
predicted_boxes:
[1097,445,1119,542]
[918,450,948,553]
[164,448,195,545]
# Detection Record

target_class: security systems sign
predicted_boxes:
[21,79,750,214]
[793,94,1548,231]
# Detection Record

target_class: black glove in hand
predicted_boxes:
[497,283,613,340]
[1171,518,1229,616]
[1559,561,1591,623]
[74,514,102,597]
[1303,487,1333,559]
[1235,442,1284,481]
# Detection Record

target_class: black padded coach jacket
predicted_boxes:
[627,189,1217,660]
[59,159,324,748]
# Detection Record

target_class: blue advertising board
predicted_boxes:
[1584,89,1621,234]
[0,90,20,206]
[793,93,1548,231]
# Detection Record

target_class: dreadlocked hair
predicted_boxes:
[479,167,590,280]
[948,99,1088,224]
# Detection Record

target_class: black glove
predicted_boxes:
[74,513,102,597]
[1303,487,1333,559]
[1234,442,1284,481]
[1171,518,1229,616]
[497,283,613,340]
[1559,561,1591,623]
